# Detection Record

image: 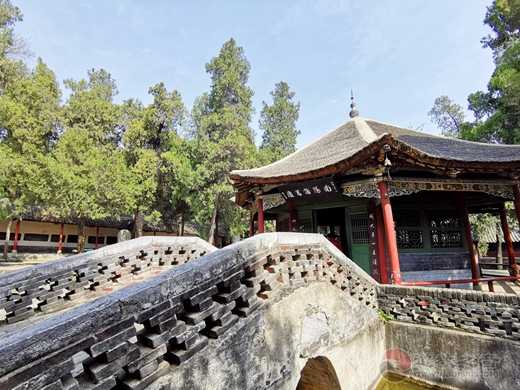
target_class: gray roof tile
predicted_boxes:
[232,117,520,181]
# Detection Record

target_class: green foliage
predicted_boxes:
[189,38,257,242]
[62,69,122,145]
[0,58,61,151]
[0,143,46,218]
[430,1,520,145]
[0,0,25,92]
[462,40,520,143]
[122,83,187,234]
[482,0,520,54]
[377,309,393,322]
[126,149,160,222]
[201,38,254,143]
[259,81,300,161]
[0,2,302,248]
[46,128,131,222]
[427,96,465,137]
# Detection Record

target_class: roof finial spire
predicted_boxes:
[349,89,359,118]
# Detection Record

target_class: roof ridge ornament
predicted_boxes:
[349,89,359,118]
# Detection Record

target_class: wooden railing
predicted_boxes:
[479,256,510,270]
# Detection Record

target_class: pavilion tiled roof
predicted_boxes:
[230,117,520,185]
[480,224,520,243]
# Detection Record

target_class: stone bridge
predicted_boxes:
[1,233,520,390]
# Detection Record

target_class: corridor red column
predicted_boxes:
[457,194,479,285]
[499,203,517,271]
[12,219,20,253]
[57,223,64,254]
[256,197,265,234]
[375,205,389,284]
[376,180,401,284]
[95,226,100,249]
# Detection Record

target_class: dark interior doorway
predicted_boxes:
[296,356,342,390]
[314,207,347,254]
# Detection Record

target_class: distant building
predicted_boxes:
[0,215,197,254]
[479,224,520,258]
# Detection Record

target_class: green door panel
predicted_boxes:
[351,244,371,274]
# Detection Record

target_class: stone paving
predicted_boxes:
[0,253,70,274]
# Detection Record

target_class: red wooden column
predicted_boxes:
[499,203,516,271]
[256,197,265,234]
[376,180,401,284]
[457,194,480,285]
[375,205,389,284]
[12,219,20,253]
[57,223,64,254]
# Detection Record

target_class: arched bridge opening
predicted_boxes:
[296,356,341,390]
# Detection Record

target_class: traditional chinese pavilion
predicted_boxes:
[230,98,520,287]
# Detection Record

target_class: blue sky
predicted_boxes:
[15,0,494,147]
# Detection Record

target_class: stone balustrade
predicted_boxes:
[0,236,215,326]
[1,232,520,390]
[378,284,520,341]
[0,233,377,390]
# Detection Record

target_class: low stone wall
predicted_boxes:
[0,233,378,390]
[0,236,215,326]
[378,284,520,341]
[386,321,520,389]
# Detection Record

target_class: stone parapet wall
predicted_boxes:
[0,233,378,390]
[378,284,520,341]
[386,322,520,389]
[0,236,216,326]
[2,232,520,389]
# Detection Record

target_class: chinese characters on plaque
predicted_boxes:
[280,180,338,200]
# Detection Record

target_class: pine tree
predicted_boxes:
[47,129,131,251]
[122,83,186,235]
[0,58,61,257]
[62,68,122,145]
[0,0,26,92]
[463,0,520,143]
[47,69,130,251]
[0,58,61,152]
[259,81,300,161]
[191,38,257,244]
[202,38,254,142]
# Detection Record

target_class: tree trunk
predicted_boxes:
[180,213,185,237]
[208,199,219,246]
[77,221,86,253]
[3,219,12,260]
[134,211,144,238]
